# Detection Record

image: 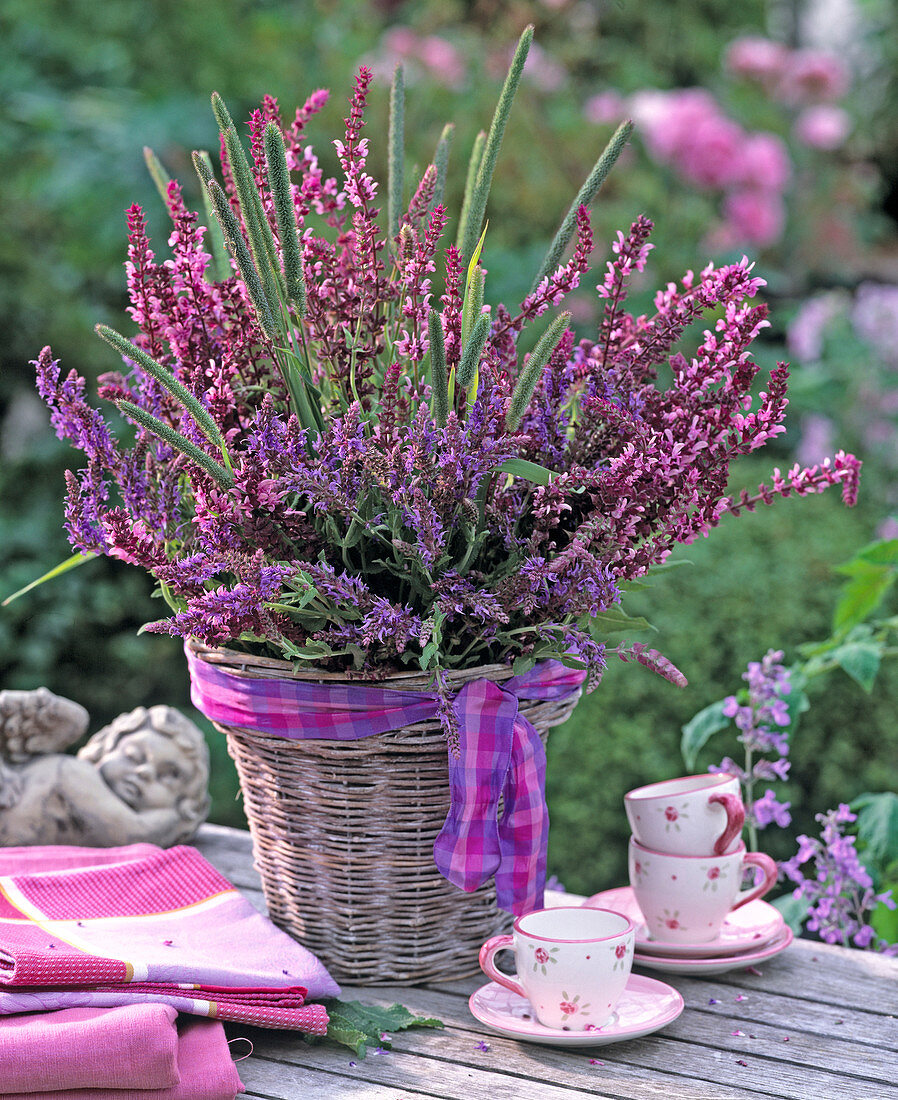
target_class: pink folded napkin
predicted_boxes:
[0,1005,180,1092]
[0,844,338,1031]
[0,1012,243,1099]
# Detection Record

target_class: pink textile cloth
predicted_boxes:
[0,1014,243,1099]
[187,647,586,914]
[0,1004,180,1092]
[0,844,338,1031]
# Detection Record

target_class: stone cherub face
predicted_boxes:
[0,690,210,848]
[79,706,212,838]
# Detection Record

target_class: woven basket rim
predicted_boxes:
[187,637,517,689]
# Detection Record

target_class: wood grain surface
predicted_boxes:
[194,825,898,1100]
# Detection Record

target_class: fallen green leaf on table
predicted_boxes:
[313,999,444,1057]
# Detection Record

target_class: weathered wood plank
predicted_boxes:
[239,1060,440,1099]
[202,824,898,1099]
[238,1032,757,1100]
[237,1015,895,1100]
[239,1043,616,1100]
[327,983,897,1096]
[678,977,897,1047]
[667,940,898,1015]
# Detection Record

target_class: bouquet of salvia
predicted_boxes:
[33,29,860,731]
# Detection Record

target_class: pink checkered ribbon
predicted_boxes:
[186,648,585,915]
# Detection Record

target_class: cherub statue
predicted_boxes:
[0,688,210,847]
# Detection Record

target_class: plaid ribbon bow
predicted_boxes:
[186,647,585,915]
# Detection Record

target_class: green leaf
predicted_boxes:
[494,458,557,486]
[831,640,882,692]
[461,241,487,351]
[618,561,693,592]
[839,538,898,569]
[833,562,896,635]
[680,700,731,772]
[319,999,443,1058]
[2,552,97,606]
[871,888,898,945]
[852,791,898,872]
[143,146,171,207]
[784,684,810,735]
[458,24,533,271]
[587,606,653,635]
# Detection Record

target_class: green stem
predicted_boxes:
[95,325,228,458]
[431,123,454,211]
[529,119,634,293]
[264,122,307,313]
[116,400,233,490]
[458,25,533,271]
[388,63,405,240]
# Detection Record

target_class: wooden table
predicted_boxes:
[195,825,898,1100]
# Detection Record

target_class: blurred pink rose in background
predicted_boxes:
[794,105,852,150]
[721,188,785,247]
[725,36,790,87]
[779,49,849,104]
[376,27,466,89]
[740,133,791,190]
[583,90,626,126]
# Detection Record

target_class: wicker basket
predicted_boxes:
[187,640,581,984]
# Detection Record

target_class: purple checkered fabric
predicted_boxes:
[186,646,585,915]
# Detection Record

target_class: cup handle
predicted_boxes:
[479,935,526,998]
[709,793,746,856]
[732,851,778,910]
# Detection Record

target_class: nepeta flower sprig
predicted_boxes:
[28,27,861,707]
[782,805,897,954]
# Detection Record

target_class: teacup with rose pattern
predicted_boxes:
[479,906,636,1030]
[625,773,745,857]
[628,836,777,945]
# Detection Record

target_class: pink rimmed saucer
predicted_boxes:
[468,974,684,1047]
[632,925,794,975]
[583,886,784,958]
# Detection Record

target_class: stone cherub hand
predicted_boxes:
[0,690,210,847]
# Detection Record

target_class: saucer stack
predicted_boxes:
[583,886,793,976]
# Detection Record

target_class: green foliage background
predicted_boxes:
[2,0,896,897]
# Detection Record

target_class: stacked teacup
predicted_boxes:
[624,774,777,947]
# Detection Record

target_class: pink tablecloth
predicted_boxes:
[0,1006,243,1098]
